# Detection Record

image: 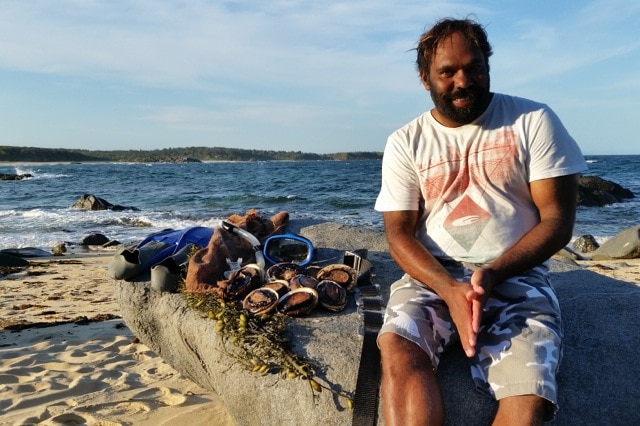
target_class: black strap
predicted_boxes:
[352,316,382,425]
[344,251,384,426]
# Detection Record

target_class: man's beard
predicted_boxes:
[430,85,491,125]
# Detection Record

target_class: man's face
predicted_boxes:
[422,32,491,127]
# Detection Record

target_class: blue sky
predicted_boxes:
[1,1,638,155]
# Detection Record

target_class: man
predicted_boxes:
[375,18,587,425]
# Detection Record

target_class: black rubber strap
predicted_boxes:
[351,326,382,425]
[347,251,384,426]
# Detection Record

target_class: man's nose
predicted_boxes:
[454,69,473,88]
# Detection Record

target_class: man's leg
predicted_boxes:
[379,333,443,426]
[493,395,551,426]
[471,267,562,424]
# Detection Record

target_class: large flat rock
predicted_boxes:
[115,222,640,425]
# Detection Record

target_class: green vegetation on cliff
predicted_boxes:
[0,146,382,163]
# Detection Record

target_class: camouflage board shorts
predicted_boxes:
[378,263,562,416]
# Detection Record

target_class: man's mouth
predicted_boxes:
[449,89,475,108]
[452,96,473,108]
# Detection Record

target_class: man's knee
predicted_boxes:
[379,333,433,371]
[495,395,553,425]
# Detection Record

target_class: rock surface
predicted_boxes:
[591,224,640,260]
[0,252,30,267]
[71,194,138,211]
[572,234,600,253]
[80,233,110,246]
[116,221,640,426]
[577,175,634,207]
[0,173,33,181]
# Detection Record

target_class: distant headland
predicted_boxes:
[0,146,383,163]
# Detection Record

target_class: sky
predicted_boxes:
[1,1,639,155]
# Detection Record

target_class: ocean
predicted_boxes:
[0,155,638,251]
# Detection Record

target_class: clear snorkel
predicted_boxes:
[217,220,265,270]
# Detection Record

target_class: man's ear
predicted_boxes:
[420,70,430,91]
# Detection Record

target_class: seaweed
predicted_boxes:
[180,283,353,409]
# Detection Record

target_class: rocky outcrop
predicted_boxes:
[0,173,33,181]
[115,222,640,426]
[591,225,640,260]
[71,194,139,211]
[577,176,634,207]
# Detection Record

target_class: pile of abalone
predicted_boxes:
[232,262,353,317]
[116,221,640,426]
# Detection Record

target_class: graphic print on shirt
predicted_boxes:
[419,131,519,251]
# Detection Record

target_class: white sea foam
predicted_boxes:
[0,206,224,250]
[13,166,70,180]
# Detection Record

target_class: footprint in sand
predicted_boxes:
[74,400,152,417]
[41,412,124,426]
[133,386,188,406]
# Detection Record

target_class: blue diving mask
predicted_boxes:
[262,233,315,267]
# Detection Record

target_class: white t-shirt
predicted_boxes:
[375,93,588,263]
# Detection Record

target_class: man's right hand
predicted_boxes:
[441,281,483,358]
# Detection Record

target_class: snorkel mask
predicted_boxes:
[262,233,315,267]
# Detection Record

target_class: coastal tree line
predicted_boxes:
[0,146,382,163]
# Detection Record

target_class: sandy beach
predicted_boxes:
[1,248,638,425]
[0,251,234,426]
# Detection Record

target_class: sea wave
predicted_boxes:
[13,166,70,179]
[0,158,636,250]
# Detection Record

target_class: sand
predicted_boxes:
[1,249,638,425]
[0,251,234,426]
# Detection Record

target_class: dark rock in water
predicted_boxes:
[573,234,600,253]
[0,173,33,181]
[71,194,139,211]
[115,222,640,426]
[81,233,110,246]
[577,176,634,207]
[591,225,640,260]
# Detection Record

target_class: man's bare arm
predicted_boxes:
[471,174,580,297]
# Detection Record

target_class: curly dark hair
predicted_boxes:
[416,18,493,78]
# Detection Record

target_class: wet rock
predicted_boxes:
[0,173,33,181]
[573,234,600,253]
[52,242,67,256]
[81,233,110,246]
[71,194,139,211]
[577,176,634,207]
